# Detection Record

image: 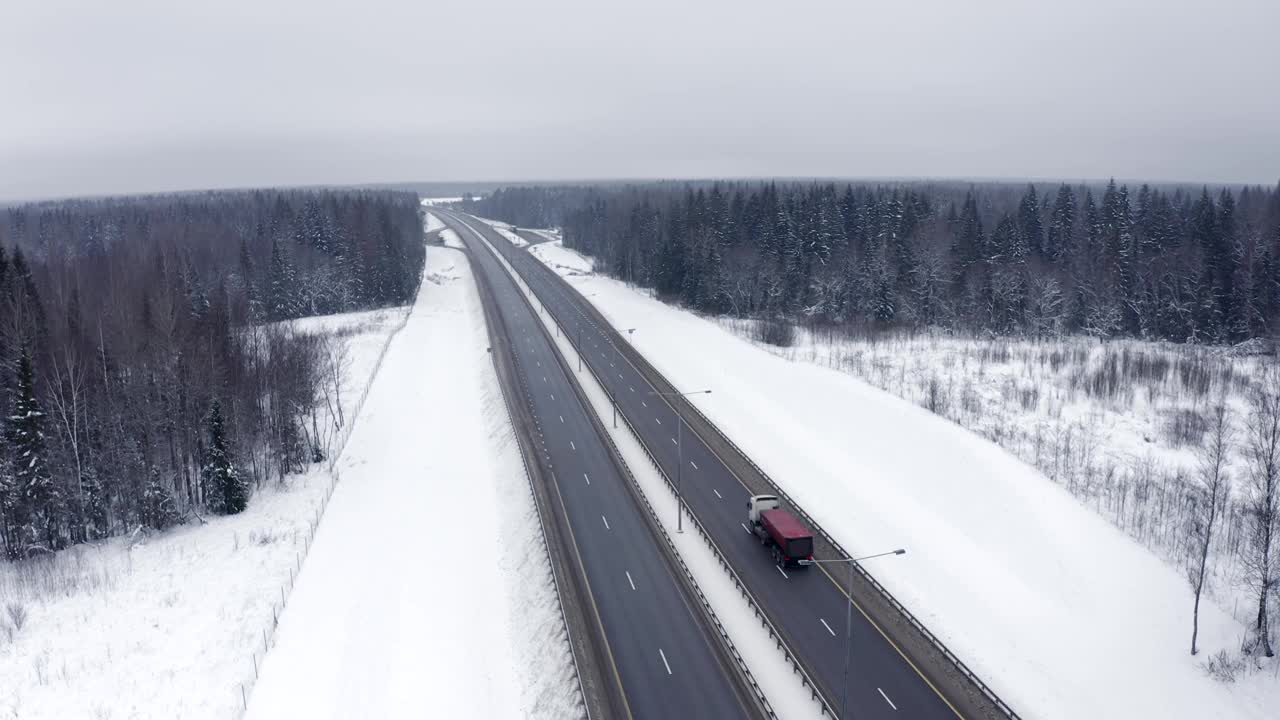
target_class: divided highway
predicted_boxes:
[461,214,978,720]
[438,212,765,719]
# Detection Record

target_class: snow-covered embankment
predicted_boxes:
[246,245,578,718]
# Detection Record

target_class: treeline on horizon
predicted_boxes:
[469,179,1280,344]
[0,189,424,559]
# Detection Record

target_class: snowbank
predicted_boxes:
[424,211,446,234]
[530,240,593,276]
[246,245,578,719]
[439,228,466,250]
[527,243,1280,720]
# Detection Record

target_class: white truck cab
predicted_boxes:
[747,494,780,524]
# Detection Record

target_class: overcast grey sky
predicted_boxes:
[2,0,1277,200]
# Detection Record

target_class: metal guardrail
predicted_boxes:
[505,230,1022,720]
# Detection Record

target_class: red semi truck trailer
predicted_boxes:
[747,495,814,567]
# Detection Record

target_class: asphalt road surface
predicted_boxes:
[438,211,761,720]
[463,213,963,720]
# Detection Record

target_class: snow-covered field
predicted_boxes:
[0,309,408,719]
[247,245,578,719]
[729,328,1269,609]
[419,196,464,206]
[523,238,1280,719]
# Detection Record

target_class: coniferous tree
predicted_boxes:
[201,400,246,515]
[1047,184,1076,264]
[5,348,58,553]
[478,180,1280,342]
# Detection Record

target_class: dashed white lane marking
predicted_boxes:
[658,649,672,675]
[626,571,636,590]
[618,373,623,380]
[690,461,698,470]
[776,565,789,579]
[641,400,647,407]
[629,386,634,392]
[542,376,547,383]
[550,393,555,400]
[655,416,661,424]
[584,473,590,485]
[671,437,677,445]
[602,516,610,530]
[741,523,751,534]
[560,415,565,423]
[820,618,837,637]
[878,688,898,711]
[570,441,576,451]
[713,489,722,499]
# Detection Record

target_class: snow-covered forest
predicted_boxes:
[470,180,1280,343]
[0,190,424,560]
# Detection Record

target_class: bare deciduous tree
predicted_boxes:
[1244,368,1280,657]
[1188,401,1231,656]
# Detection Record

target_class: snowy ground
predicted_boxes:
[724,327,1269,614]
[0,309,408,719]
[529,239,591,277]
[522,239,1280,719]
[246,245,578,719]
[424,210,446,234]
[440,228,466,250]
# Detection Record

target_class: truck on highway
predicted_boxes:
[747,495,814,567]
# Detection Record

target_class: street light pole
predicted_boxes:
[676,410,682,531]
[803,549,906,720]
[609,333,632,429]
[648,388,711,533]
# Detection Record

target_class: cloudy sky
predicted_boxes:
[3,0,1277,200]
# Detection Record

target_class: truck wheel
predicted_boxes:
[771,546,781,565]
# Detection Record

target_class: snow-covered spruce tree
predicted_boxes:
[201,400,247,515]
[5,348,60,554]
[0,456,16,559]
